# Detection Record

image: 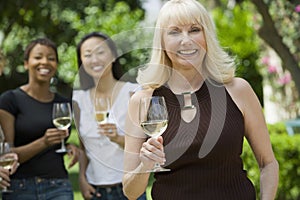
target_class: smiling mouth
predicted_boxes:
[92,66,103,71]
[38,68,51,75]
[178,49,197,55]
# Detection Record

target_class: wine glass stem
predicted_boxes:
[61,139,66,150]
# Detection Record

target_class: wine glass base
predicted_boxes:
[1,189,13,193]
[147,166,171,173]
[55,148,68,153]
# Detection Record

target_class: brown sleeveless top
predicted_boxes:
[151,81,256,200]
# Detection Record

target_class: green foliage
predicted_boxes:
[0,0,145,95]
[271,134,300,199]
[267,122,288,135]
[213,6,258,56]
[213,3,263,104]
[57,1,148,86]
[242,128,300,200]
[266,0,300,54]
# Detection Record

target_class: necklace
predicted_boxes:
[181,91,195,110]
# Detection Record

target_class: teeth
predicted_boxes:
[92,66,103,71]
[178,50,197,55]
[39,68,50,75]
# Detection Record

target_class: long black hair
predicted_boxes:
[76,32,123,90]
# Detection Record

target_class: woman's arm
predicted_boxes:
[78,141,89,182]
[109,133,125,148]
[78,141,99,199]
[227,78,279,200]
[73,98,99,199]
[122,89,166,199]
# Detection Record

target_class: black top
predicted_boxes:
[151,81,256,200]
[0,88,70,179]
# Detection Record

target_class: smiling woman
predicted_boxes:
[0,38,80,200]
[24,43,58,85]
[122,0,279,200]
[72,31,146,200]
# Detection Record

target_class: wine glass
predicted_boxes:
[0,142,16,193]
[139,96,170,172]
[52,102,72,153]
[0,125,5,142]
[94,97,110,124]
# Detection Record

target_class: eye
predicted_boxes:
[48,57,56,61]
[83,53,91,58]
[167,28,180,35]
[34,56,42,59]
[96,50,104,55]
[190,27,202,33]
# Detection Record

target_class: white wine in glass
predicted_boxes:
[0,142,16,193]
[94,97,110,124]
[139,96,170,172]
[52,102,72,153]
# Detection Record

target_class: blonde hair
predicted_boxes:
[137,0,235,88]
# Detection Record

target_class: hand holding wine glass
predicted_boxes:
[139,96,170,172]
[0,142,18,193]
[52,102,72,153]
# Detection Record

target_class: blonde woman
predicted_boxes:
[122,0,279,199]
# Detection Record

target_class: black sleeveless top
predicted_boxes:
[151,81,256,200]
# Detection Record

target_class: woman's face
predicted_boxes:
[163,22,207,70]
[80,37,115,80]
[24,44,57,83]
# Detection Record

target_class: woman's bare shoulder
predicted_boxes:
[225,77,257,115]
[225,77,252,92]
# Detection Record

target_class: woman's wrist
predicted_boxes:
[110,135,125,148]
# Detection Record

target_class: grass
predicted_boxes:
[65,129,82,200]
[66,162,82,200]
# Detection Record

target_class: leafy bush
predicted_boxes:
[242,124,300,200]
[267,122,289,135]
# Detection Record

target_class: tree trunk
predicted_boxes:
[251,0,300,96]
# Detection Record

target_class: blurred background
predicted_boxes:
[0,0,300,199]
